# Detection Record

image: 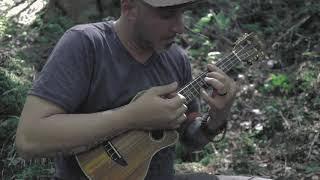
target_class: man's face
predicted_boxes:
[133,0,186,53]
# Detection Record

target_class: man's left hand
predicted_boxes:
[200,64,238,130]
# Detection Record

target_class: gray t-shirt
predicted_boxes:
[29,21,198,180]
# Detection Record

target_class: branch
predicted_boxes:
[307,132,319,160]
[1,87,18,97]
[272,15,311,46]
[0,0,27,16]
[279,111,291,129]
[8,0,38,21]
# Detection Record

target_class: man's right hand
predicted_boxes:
[126,82,187,130]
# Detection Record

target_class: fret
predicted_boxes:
[188,89,195,102]
[224,56,236,72]
[190,83,199,96]
[182,87,196,104]
[180,89,190,102]
[185,86,194,98]
[178,41,252,104]
[178,52,243,104]
[195,78,203,89]
[244,50,252,60]
[233,50,242,62]
[185,96,192,104]
[185,93,194,104]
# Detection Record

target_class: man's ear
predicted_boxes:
[121,0,138,21]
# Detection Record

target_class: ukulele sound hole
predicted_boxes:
[150,130,164,141]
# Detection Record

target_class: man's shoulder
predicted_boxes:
[66,21,114,41]
[70,21,112,32]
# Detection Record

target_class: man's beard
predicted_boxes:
[133,22,172,53]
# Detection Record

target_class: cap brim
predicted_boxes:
[143,0,200,7]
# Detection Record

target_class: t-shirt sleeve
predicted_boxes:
[29,29,93,113]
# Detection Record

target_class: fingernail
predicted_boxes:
[171,82,177,87]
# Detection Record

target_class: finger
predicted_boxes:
[200,88,221,108]
[200,88,212,103]
[170,124,181,130]
[176,114,187,124]
[207,64,224,74]
[201,89,228,110]
[167,94,186,108]
[168,113,186,129]
[206,72,226,83]
[151,82,178,96]
[170,114,187,129]
[166,92,177,99]
[170,104,187,121]
[204,77,226,93]
[176,104,188,118]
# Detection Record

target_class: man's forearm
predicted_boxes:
[16,105,134,158]
[207,108,229,130]
[180,109,230,152]
[180,117,210,152]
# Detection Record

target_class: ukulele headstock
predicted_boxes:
[233,33,264,65]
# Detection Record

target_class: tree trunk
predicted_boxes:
[47,0,120,23]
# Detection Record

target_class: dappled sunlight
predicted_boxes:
[1,0,47,25]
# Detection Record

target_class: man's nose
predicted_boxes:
[171,14,185,34]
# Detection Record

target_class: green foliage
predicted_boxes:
[213,137,229,150]
[174,142,186,164]
[233,160,264,175]
[0,70,31,115]
[212,11,231,31]
[14,164,54,179]
[199,155,213,166]
[230,131,270,175]
[3,56,34,78]
[32,12,74,44]
[261,101,285,137]
[187,10,231,59]
[192,13,213,33]
[0,16,19,40]
[0,55,32,115]
[239,133,256,155]
[312,96,320,109]
[0,16,8,39]
[305,163,320,174]
[0,16,21,41]
[186,12,216,61]
[262,73,293,94]
[242,23,262,33]
[0,4,76,178]
[302,51,320,58]
[189,40,215,61]
[0,116,19,140]
[260,62,319,97]
[296,68,318,91]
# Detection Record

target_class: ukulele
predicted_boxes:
[76,33,264,180]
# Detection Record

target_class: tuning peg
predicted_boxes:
[246,61,253,65]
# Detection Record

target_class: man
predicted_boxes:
[15,0,270,179]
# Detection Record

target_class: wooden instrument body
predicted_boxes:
[76,130,179,180]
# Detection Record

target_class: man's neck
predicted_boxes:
[114,18,154,64]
